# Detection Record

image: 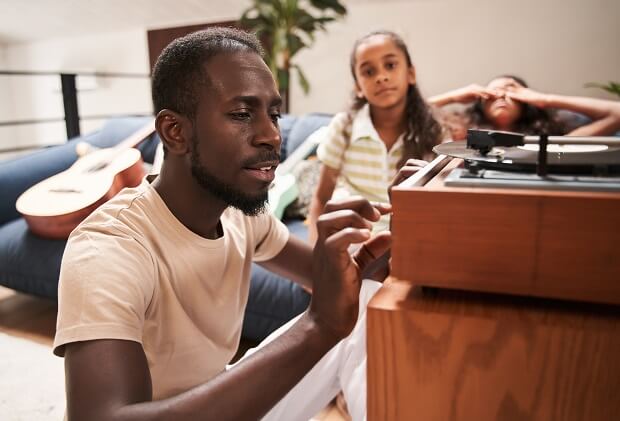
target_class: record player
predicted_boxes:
[389,129,620,305]
[439,129,620,191]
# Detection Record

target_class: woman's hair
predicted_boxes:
[468,75,567,135]
[348,30,443,164]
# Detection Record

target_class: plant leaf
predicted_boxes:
[293,64,310,94]
[278,68,289,91]
[287,33,307,57]
[309,0,347,15]
[240,0,347,99]
[295,9,318,32]
[584,81,620,98]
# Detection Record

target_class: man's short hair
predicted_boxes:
[151,27,264,118]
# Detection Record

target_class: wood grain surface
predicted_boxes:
[367,280,620,421]
[390,159,620,305]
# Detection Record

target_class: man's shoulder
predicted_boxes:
[69,183,154,245]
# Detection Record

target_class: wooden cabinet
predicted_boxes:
[367,157,620,421]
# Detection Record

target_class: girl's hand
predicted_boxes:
[505,86,550,108]
[451,84,498,103]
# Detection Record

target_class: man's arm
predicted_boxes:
[64,198,392,421]
[260,235,314,290]
[65,315,336,421]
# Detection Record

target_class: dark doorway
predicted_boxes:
[147,21,239,71]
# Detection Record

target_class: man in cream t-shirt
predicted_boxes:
[54,28,392,420]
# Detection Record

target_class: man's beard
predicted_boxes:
[190,142,268,216]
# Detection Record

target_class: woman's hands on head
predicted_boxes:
[449,84,498,103]
[505,86,550,108]
[434,83,550,108]
[429,84,498,107]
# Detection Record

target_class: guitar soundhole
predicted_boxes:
[49,188,83,194]
[87,162,109,172]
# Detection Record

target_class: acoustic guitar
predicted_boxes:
[16,121,156,239]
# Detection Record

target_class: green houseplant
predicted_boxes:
[240,0,347,111]
[585,81,620,99]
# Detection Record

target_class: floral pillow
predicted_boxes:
[283,158,322,220]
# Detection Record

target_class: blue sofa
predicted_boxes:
[0,113,332,342]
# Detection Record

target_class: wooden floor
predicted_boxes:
[0,285,57,346]
[0,285,347,420]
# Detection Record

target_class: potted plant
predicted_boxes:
[240,0,347,111]
[585,81,620,99]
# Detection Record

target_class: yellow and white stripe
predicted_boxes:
[316,104,404,232]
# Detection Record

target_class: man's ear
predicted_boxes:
[155,109,192,156]
[408,65,416,86]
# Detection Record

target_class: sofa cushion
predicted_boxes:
[0,218,65,299]
[242,219,310,341]
[278,114,297,161]
[555,109,592,133]
[283,158,322,220]
[284,113,332,160]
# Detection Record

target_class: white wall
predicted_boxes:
[1,29,151,151]
[0,45,10,116]
[1,0,618,153]
[0,45,16,155]
[290,0,620,114]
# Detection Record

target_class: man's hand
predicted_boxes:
[309,197,392,341]
[388,158,429,199]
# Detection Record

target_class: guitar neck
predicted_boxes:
[113,120,156,152]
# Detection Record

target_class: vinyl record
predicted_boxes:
[434,141,620,174]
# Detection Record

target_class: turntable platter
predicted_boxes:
[518,144,608,153]
[434,141,620,174]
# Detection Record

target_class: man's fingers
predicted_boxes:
[323,196,390,221]
[316,209,374,238]
[353,231,392,274]
[391,159,428,188]
[391,169,415,188]
[323,227,373,252]
[403,158,428,167]
[369,201,392,216]
[399,166,421,177]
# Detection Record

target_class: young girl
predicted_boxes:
[429,75,620,137]
[307,30,444,244]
